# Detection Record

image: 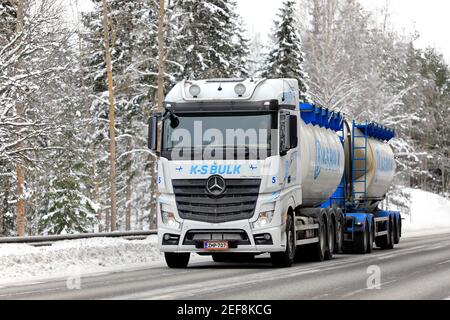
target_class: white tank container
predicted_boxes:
[344,126,396,201]
[299,120,345,206]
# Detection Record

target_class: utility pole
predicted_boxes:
[15,0,26,237]
[101,0,117,231]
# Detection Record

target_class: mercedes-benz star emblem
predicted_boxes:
[206,175,226,197]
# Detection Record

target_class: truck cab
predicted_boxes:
[149,78,304,267]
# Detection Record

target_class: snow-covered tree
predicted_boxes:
[81,0,165,231]
[262,0,309,101]
[248,31,268,78]
[0,0,76,235]
[170,0,249,79]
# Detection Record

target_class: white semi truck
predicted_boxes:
[148,78,401,268]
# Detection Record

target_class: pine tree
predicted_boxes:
[262,0,309,101]
[248,31,268,78]
[171,0,249,80]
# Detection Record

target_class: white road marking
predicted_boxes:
[342,280,397,298]
[111,268,323,300]
[377,254,394,260]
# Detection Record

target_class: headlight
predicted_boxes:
[253,211,274,229]
[161,210,181,229]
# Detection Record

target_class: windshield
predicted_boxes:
[162,112,275,160]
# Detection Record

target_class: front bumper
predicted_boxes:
[158,219,286,253]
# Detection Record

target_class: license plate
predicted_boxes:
[203,241,229,250]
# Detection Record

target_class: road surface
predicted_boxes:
[1,232,450,300]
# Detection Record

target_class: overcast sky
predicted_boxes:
[236,0,450,63]
[72,0,450,63]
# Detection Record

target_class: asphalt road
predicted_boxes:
[1,232,450,300]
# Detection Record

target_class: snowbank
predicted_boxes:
[0,235,163,285]
[394,188,450,233]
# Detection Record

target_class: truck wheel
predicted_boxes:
[271,215,295,268]
[334,217,344,254]
[367,223,374,254]
[394,218,401,244]
[165,252,190,268]
[311,218,326,262]
[325,219,334,260]
[388,219,395,249]
[353,223,368,254]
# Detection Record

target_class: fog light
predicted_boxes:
[254,233,273,245]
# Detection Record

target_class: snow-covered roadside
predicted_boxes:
[393,188,450,236]
[0,235,164,285]
[1,188,449,286]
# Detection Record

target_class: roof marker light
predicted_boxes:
[189,84,201,97]
[234,83,246,96]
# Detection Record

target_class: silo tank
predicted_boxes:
[344,125,396,201]
[299,120,345,206]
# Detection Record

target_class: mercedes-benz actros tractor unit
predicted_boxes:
[148,78,401,268]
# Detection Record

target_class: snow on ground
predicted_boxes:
[0,235,164,285]
[393,188,450,235]
[0,188,449,285]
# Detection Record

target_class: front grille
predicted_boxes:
[173,179,261,223]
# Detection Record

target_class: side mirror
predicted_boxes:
[280,113,289,156]
[280,113,298,156]
[289,115,298,149]
[148,115,158,152]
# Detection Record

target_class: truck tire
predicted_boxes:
[165,252,190,268]
[367,222,374,254]
[376,219,394,250]
[310,217,326,262]
[271,215,295,268]
[334,214,344,254]
[394,217,401,244]
[353,222,368,254]
[325,218,334,260]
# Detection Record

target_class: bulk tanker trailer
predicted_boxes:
[147,78,401,268]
